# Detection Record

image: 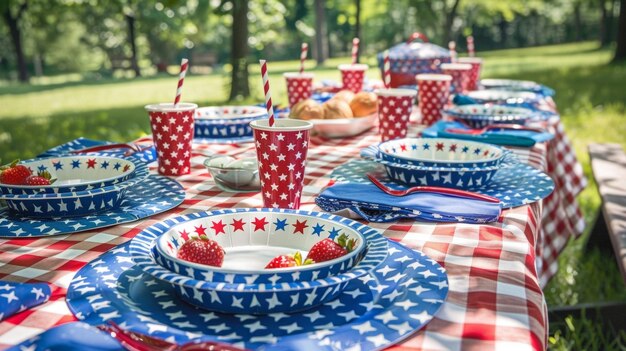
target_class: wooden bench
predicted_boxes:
[588,143,626,284]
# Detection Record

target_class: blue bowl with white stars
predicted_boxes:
[194,106,268,140]
[0,156,136,195]
[154,210,366,285]
[376,137,506,169]
[442,104,536,129]
[1,157,149,218]
[129,208,389,314]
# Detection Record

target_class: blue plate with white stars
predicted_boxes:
[0,175,185,238]
[67,239,448,350]
[129,209,389,314]
[330,159,554,209]
[153,210,369,285]
[194,106,267,142]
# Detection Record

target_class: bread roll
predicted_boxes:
[332,90,355,104]
[323,99,354,119]
[290,99,324,120]
[349,92,378,117]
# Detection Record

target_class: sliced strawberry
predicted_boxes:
[177,236,225,267]
[306,233,358,263]
[0,160,32,185]
[265,251,311,269]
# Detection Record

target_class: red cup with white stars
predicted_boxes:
[416,74,452,126]
[284,72,314,108]
[375,88,416,142]
[440,63,472,95]
[457,57,483,91]
[145,103,197,176]
[250,119,313,209]
[338,64,369,93]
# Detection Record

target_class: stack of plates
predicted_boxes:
[442,104,536,128]
[361,137,514,189]
[0,155,148,218]
[129,208,389,314]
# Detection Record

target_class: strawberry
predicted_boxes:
[0,160,32,185]
[306,233,358,263]
[177,236,225,267]
[24,170,55,186]
[265,251,312,269]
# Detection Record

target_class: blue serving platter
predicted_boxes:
[67,240,448,350]
[330,159,554,209]
[0,175,185,238]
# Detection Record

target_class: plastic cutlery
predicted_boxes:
[366,173,501,204]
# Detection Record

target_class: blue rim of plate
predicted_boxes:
[129,208,389,292]
[330,159,554,209]
[0,175,185,238]
[193,136,255,144]
[67,240,448,350]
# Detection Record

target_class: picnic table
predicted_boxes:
[0,114,584,350]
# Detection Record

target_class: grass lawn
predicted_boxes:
[1,41,626,349]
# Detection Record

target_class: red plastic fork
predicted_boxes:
[446,122,545,135]
[366,173,501,204]
[98,321,248,351]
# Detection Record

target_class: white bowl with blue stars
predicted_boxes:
[361,143,514,189]
[376,137,506,168]
[442,104,536,128]
[1,157,148,218]
[154,210,367,285]
[195,106,268,140]
[129,208,389,314]
[0,156,136,195]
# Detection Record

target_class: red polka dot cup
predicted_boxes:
[338,64,369,93]
[440,63,472,95]
[250,119,313,209]
[375,88,416,142]
[284,73,314,108]
[145,103,197,176]
[416,74,452,126]
[457,57,483,91]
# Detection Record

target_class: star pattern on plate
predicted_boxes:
[67,239,448,350]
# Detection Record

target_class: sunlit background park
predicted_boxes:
[1,0,625,349]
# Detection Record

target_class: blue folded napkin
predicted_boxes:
[316,183,501,223]
[422,121,554,147]
[37,137,157,163]
[6,322,123,351]
[0,281,51,321]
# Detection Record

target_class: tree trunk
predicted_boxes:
[313,0,328,65]
[600,0,609,45]
[613,0,626,62]
[499,15,508,46]
[2,4,28,82]
[574,3,583,41]
[355,0,361,63]
[442,0,461,43]
[229,0,250,100]
[125,13,141,77]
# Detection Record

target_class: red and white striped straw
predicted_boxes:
[174,58,188,106]
[467,36,475,57]
[300,43,308,74]
[383,50,391,89]
[448,41,457,63]
[351,38,360,65]
[259,59,275,127]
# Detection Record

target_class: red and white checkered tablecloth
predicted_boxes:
[0,117,584,350]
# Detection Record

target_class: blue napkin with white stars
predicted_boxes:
[316,182,501,223]
[5,322,124,351]
[0,281,51,321]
